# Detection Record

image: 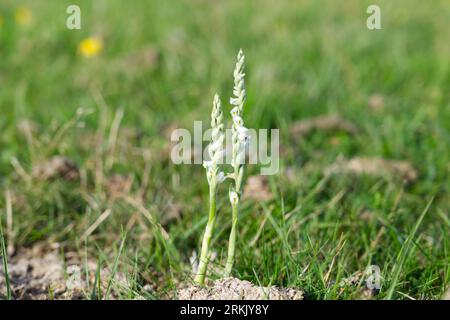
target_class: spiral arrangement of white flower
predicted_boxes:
[203,94,225,185]
[195,93,225,285]
[194,49,250,284]
[225,49,249,276]
[230,49,249,170]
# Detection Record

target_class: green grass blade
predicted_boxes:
[105,232,126,300]
[385,198,434,300]
[90,257,102,300]
[0,219,12,300]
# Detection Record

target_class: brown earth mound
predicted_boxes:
[178,277,304,300]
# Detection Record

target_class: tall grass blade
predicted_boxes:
[0,219,12,300]
[385,198,433,299]
[105,232,126,299]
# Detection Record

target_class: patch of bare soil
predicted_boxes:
[178,277,304,300]
[338,271,377,299]
[368,94,385,112]
[289,115,359,137]
[242,175,273,201]
[0,246,82,299]
[105,174,134,200]
[32,156,80,181]
[324,157,418,182]
[0,244,127,300]
[160,203,183,226]
[442,287,450,300]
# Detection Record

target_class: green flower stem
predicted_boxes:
[224,167,243,277]
[195,184,217,285]
[224,201,238,276]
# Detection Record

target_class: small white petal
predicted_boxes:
[217,171,225,183]
[229,190,238,204]
[202,160,212,169]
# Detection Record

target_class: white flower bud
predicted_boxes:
[217,171,225,183]
[230,50,248,175]
[204,94,225,186]
[229,190,238,204]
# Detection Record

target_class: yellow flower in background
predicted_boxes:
[78,37,103,58]
[0,15,4,27]
[15,6,32,26]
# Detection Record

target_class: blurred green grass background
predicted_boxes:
[0,0,449,299]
